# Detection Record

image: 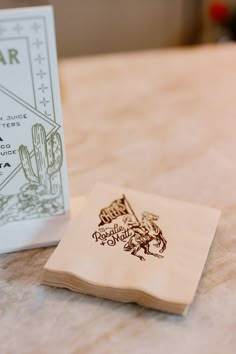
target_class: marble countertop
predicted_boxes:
[1,44,236,354]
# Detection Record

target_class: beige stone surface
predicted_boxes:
[1,44,236,353]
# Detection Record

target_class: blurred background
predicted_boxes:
[52,0,201,57]
[4,0,236,56]
[50,0,236,57]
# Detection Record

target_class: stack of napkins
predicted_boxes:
[42,183,220,315]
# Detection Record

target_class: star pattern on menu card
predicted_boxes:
[36,69,47,79]
[44,111,51,117]
[33,38,43,49]
[100,241,106,246]
[40,97,50,107]
[0,17,54,120]
[38,83,48,93]
[35,54,45,64]
[13,23,24,34]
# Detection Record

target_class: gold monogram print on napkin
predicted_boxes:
[92,195,167,261]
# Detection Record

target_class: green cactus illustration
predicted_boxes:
[19,124,63,195]
[0,124,64,226]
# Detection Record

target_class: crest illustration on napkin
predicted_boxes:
[92,195,167,261]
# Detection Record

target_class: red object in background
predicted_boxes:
[209,2,229,22]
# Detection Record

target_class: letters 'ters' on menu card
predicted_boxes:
[0,4,69,227]
[43,183,221,314]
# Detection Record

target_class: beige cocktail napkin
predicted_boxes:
[42,183,220,315]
